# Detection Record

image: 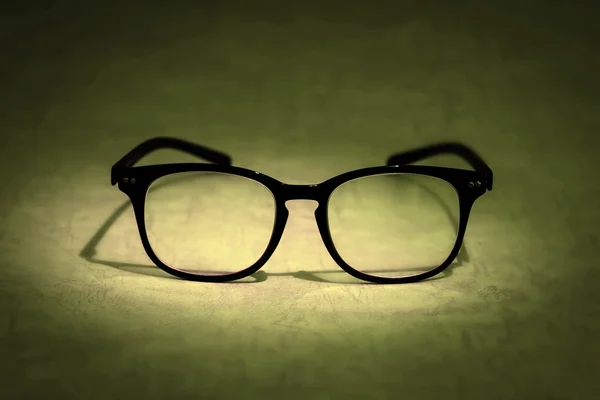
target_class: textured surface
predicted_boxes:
[1,1,599,399]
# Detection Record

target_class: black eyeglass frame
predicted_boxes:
[111,137,493,284]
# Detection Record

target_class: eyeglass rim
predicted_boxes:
[142,169,464,280]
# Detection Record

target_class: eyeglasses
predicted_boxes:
[111,137,493,284]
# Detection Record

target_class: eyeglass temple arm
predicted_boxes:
[386,142,493,190]
[111,137,232,185]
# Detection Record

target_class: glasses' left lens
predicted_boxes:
[327,173,460,278]
[144,172,276,275]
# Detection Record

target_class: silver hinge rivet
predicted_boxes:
[123,177,129,183]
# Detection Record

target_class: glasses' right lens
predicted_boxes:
[144,172,276,275]
[327,173,460,278]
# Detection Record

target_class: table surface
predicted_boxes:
[1,1,599,399]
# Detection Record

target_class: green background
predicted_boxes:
[1,1,598,399]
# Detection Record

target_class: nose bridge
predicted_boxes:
[282,184,320,201]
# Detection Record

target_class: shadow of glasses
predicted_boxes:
[80,172,469,285]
